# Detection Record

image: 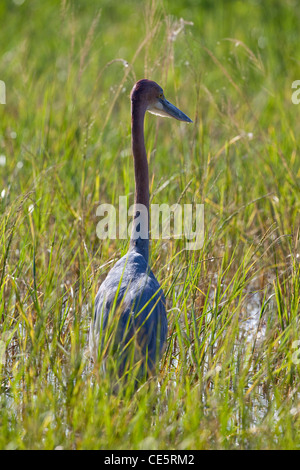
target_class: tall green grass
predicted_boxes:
[0,0,299,449]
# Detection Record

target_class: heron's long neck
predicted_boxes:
[130,101,149,262]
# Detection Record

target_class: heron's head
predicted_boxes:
[131,79,192,123]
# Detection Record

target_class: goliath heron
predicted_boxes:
[90,79,192,380]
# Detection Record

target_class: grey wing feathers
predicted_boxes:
[89,251,167,375]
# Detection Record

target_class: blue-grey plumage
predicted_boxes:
[90,79,192,379]
[90,247,167,377]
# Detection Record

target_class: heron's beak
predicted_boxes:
[148,98,192,122]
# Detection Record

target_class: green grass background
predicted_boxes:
[0,0,299,449]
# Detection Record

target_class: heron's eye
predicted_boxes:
[159,92,164,99]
